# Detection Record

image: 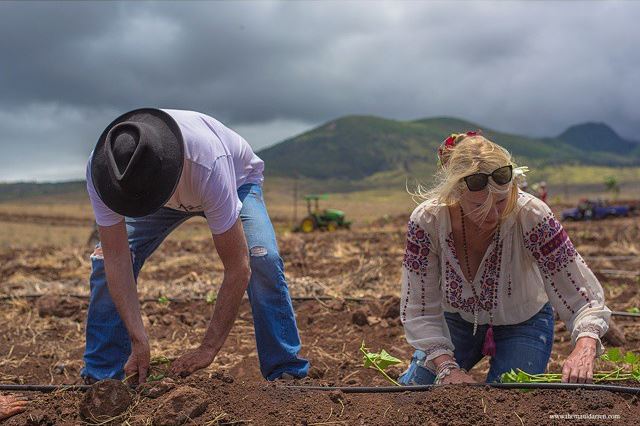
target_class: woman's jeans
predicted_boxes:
[81,183,309,381]
[399,302,554,384]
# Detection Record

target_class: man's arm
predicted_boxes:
[170,218,251,376]
[98,221,150,384]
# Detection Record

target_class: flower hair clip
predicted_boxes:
[437,130,482,167]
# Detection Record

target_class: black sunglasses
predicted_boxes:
[463,165,513,192]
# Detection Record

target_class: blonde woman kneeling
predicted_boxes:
[398,132,610,385]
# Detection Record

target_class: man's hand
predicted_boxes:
[439,368,477,384]
[0,394,28,421]
[124,339,150,385]
[562,336,597,383]
[170,346,217,378]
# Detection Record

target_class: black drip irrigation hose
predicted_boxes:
[282,382,640,395]
[2,293,640,319]
[3,382,640,395]
[0,384,90,393]
[0,294,367,304]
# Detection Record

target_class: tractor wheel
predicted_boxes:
[327,221,338,232]
[300,217,316,233]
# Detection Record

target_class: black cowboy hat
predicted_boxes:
[90,108,184,218]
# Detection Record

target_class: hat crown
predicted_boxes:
[105,121,162,195]
[91,108,184,218]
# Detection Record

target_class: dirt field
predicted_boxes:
[0,204,639,424]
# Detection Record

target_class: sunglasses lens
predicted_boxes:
[465,174,488,191]
[492,166,513,185]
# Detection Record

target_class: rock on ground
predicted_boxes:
[79,379,132,423]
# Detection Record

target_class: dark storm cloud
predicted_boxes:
[0,1,638,180]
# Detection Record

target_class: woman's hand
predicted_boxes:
[562,336,597,383]
[439,368,477,384]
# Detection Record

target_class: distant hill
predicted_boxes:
[0,180,85,202]
[2,117,639,200]
[558,122,639,155]
[258,116,640,181]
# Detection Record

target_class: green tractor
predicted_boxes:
[296,194,351,233]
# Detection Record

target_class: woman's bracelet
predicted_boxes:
[435,359,460,375]
[434,365,467,384]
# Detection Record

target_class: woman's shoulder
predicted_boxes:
[513,191,555,227]
[408,198,446,229]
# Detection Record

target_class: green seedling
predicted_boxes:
[502,348,640,383]
[158,296,170,305]
[626,307,640,314]
[360,341,401,386]
[206,292,217,305]
[150,355,171,366]
[147,373,166,382]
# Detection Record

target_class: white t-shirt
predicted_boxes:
[87,109,265,235]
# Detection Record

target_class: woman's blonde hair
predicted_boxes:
[413,134,519,219]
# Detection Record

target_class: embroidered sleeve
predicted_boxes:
[522,198,611,356]
[401,205,454,369]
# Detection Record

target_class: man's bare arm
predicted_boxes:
[170,218,251,376]
[98,221,149,383]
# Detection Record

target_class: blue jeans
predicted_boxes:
[82,183,309,381]
[398,302,554,384]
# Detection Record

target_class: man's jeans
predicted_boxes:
[399,302,554,384]
[82,183,309,381]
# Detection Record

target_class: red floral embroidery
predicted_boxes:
[402,220,432,320]
[403,221,431,273]
[524,213,589,314]
[524,214,577,276]
[443,233,503,315]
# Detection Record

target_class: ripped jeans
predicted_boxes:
[82,183,309,381]
[399,302,555,384]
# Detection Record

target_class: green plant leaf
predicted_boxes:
[624,351,639,366]
[603,347,623,363]
[150,355,171,366]
[206,292,217,305]
[360,341,401,386]
[516,370,531,383]
[500,369,519,383]
[158,296,170,305]
[626,307,640,314]
[147,373,165,382]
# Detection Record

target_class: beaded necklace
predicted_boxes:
[459,205,499,356]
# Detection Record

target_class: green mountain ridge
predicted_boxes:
[258,115,640,181]
[1,116,638,200]
[558,122,639,155]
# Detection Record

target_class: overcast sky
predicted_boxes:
[0,1,638,182]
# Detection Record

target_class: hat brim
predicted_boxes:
[91,108,184,218]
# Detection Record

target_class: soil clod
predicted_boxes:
[153,386,209,426]
[79,379,132,423]
[36,295,84,318]
[352,309,369,326]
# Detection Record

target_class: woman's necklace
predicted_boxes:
[459,205,480,335]
[459,205,500,337]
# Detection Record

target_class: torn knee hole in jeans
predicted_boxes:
[90,246,104,260]
[250,246,268,257]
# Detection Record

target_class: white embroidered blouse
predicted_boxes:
[400,192,611,370]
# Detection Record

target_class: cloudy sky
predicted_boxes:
[1,1,638,182]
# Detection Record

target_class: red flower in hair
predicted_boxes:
[444,136,456,147]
